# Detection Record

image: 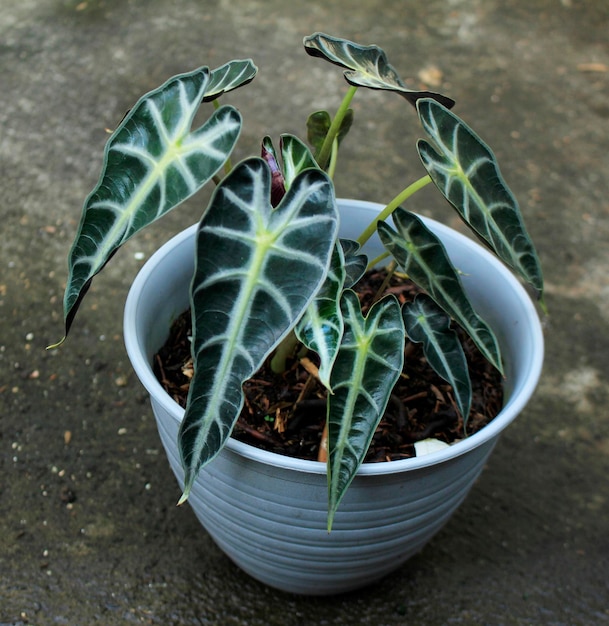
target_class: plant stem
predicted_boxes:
[316,86,358,171]
[270,330,299,374]
[371,261,397,304]
[356,175,433,247]
[327,138,339,180]
[317,422,329,463]
[366,250,390,271]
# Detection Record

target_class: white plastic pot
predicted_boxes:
[124,199,544,596]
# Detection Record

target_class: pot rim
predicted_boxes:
[124,199,544,476]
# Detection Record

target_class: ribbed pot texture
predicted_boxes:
[124,200,544,595]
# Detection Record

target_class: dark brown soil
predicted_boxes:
[154,269,503,463]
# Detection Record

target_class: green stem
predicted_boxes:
[327,138,339,180]
[366,250,390,271]
[356,175,433,247]
[270,330,299,374]
[317,86,358,171]
[371,261,397,305]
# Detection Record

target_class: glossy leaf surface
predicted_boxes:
[402,294,472,422]
[61,67,243,340]
[417,98,544,298]
[377,208,503,374]
[340,239,368,287]
[327,291,405,530]
[280,135,319,188]
[295,244,346,390]
[304,33,454,109]
[203,59,258,101]
[179,158,338,500]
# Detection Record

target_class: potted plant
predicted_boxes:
[51,34,545,595]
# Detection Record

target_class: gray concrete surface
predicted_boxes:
[2,0,609,623]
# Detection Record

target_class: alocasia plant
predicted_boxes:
[53,33,544,529]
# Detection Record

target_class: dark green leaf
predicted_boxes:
[339,239,368,287]
[202,59,258,101]
[295,244,346,390]
[417,98,544,298]
[377,208,503,374]
[280,134,320,188]
[327,291,405,530]
[402,294,472,423]
[304,33,454,109]
[306,109,354,156]
[179,158,338,502]
[60,67,242,342]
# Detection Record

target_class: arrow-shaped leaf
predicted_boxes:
[202,59,258,102]
[417,98,544,299]
[295,243,346,390]
[377,208,503,374]
[179,157,338,501]
[402,294,472,424]
[59,67,243,342]
[304,33,455,109]
[327,290,405,530]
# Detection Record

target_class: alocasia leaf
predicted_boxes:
[295,237,369,389]
[377,208,503,374]
[416,98,544,299]
[307,109,354,156]
[339,239,368,287]
[179,157,338,502]
[303,33,455,109]
[326,290,405,530]
[295,243,346,390]
[202,59,258,101]
[58,66,244,343]
[280,135,319,188]
[402,294,472,424]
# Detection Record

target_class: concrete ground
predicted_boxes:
[2,0,609,623]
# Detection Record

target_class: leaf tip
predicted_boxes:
[177,490,190,507]
[46,336,66,351]
[177,477,193,506]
